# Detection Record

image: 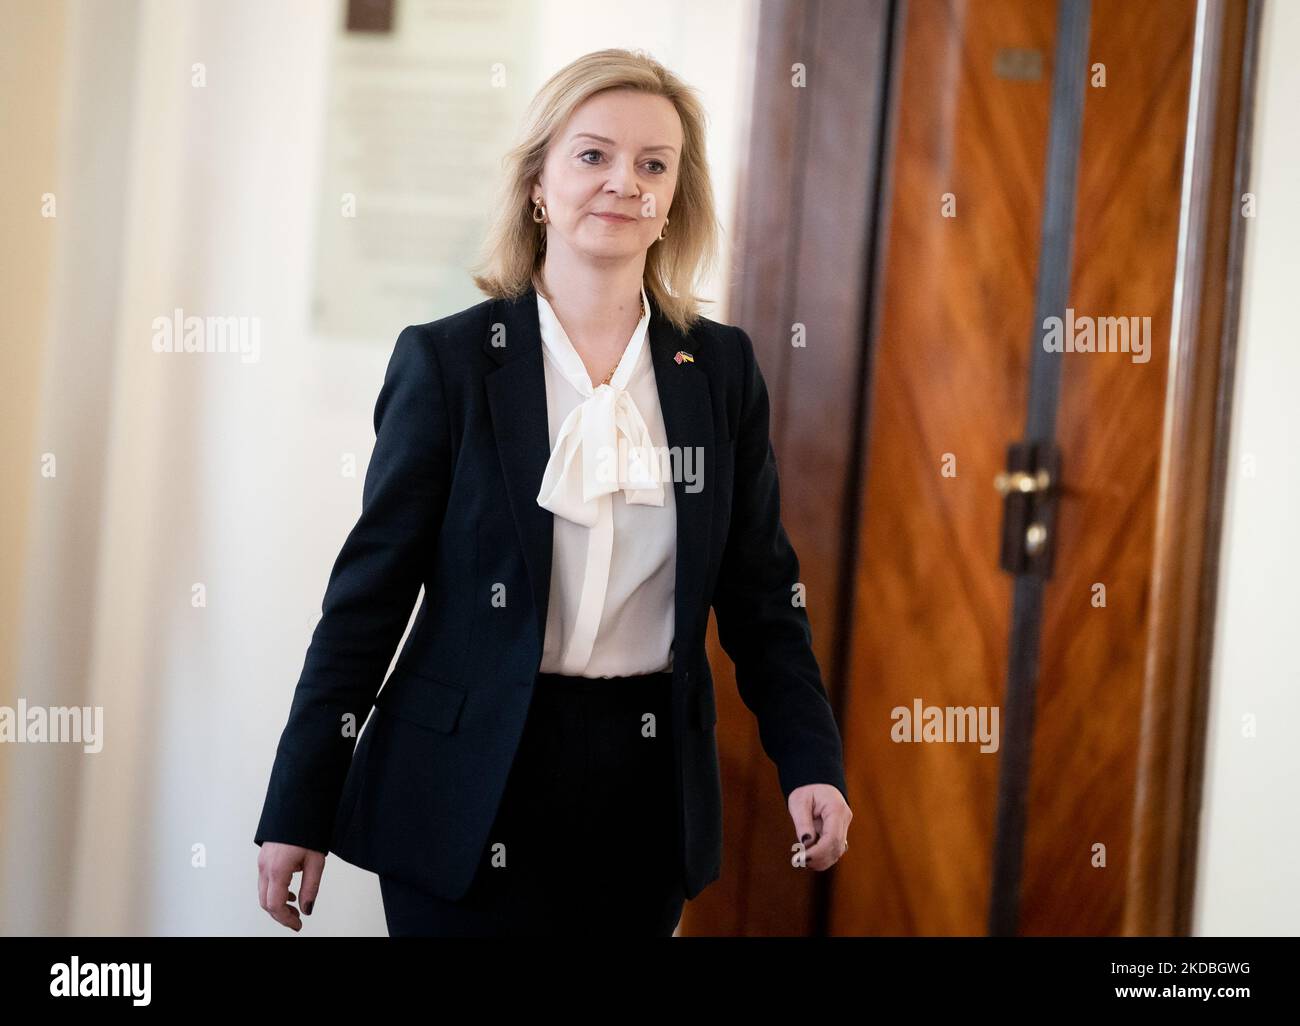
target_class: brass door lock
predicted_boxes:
[994,469,1052,495]
[995,443,1061,577]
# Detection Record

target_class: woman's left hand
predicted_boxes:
[788,784,851,870]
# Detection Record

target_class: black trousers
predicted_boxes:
[379,669,686,937]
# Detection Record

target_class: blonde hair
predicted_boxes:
[470,48,721,335]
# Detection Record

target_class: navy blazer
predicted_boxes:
[254,285,848,901]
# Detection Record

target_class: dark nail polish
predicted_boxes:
[801,833,812,844]
[304,900,313,915]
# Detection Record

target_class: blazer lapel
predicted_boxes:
[483,290,554,651]
[646,293,715,671]
[482,285,717,673]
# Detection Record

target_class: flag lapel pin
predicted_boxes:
[673,350,694,364]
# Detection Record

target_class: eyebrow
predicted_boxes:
[569,132,678,156]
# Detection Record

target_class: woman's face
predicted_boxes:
[533,88,683,265]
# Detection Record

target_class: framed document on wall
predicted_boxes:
[311,0,536,340]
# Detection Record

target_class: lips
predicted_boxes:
[593,212,636,222]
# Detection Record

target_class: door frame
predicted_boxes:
[1126,0,1263,937]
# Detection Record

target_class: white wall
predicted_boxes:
[1,0,148,936]
[0,0,755,935]
[0,0,69,917]
[1193,0,1300,936]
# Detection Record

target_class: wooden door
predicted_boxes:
[833,0,1197,936]
[682,0,1254,937]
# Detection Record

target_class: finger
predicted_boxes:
[265,865,295,922]
[269,887,302,931]
[789,795,818,854]
[299,852,325,915]
[801,836,844,870]
[802,807,850,869]
[801,821,845,863]
[270,900,303,931]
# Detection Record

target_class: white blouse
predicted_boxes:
[534,284,677,678]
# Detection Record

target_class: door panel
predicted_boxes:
[832,0,1193,935]
[1023,0,1193,936]
[835,0,1054,936]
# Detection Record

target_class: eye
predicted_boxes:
[577,150,669,175]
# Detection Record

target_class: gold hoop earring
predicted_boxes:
[657,216,669,241]
[532,199,548,224]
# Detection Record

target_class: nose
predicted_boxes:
[605,155,640,198]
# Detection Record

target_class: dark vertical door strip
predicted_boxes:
[988,0,1093,937]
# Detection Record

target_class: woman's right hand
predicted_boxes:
[258,842,326,931]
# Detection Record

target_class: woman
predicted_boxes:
[255,48,851,937]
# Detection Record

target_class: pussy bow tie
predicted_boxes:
[536,379,665,527]
[534,286,666,526]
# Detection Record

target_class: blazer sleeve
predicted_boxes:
[710,325,849,805]
[254,324,451,852]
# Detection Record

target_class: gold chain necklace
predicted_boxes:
[597,292,646,387]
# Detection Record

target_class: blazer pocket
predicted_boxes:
[378,670,467,734]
